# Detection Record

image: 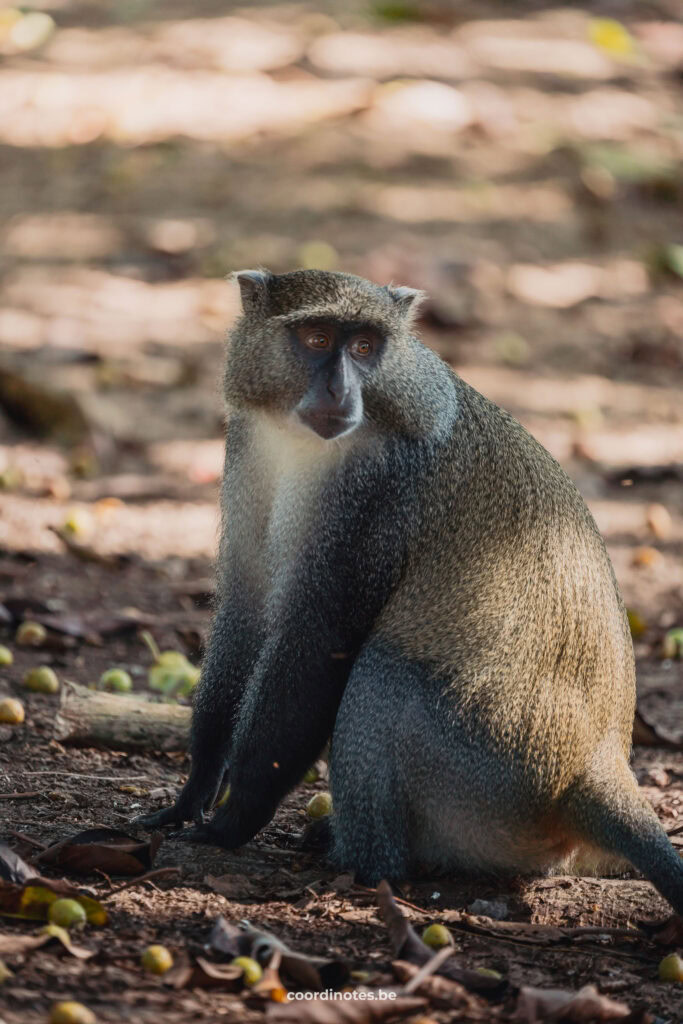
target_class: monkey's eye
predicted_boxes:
[350,336,373,358]
[304,329,331,351]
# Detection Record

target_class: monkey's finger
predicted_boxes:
[132,805,186,829]
[167,825,217,845]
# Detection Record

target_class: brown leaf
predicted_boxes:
[393,959,486,1014]
[0,923,94,959]
[0,880,106,925]
[205,873,258,900]
[0,843,36,884]
[164,954,242,990]
[239,920,349,992]
[515,984,630,1022]
[376,881,503,994]
[37,828,162,876]
[638,913,683,945]
[265,993,427,1023]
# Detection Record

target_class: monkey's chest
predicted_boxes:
[264,472,320,579]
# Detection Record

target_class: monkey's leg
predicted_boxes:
[134,595,259,829]
[327,639,430,886]
[565,761,683,916]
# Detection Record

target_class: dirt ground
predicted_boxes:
[0,0,682,1021]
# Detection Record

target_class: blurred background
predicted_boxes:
[0,0,681,656]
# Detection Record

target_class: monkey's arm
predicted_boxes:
[184,469,408,848]
[135,417,263,828]
[134,586,260,828]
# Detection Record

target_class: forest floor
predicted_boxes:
[0,0,682,1021]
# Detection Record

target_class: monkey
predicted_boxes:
[136,268,683,917]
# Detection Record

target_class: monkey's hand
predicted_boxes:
[133,766,226,830]
[132,803,205,829]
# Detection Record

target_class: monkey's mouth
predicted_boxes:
[297,408,360,440]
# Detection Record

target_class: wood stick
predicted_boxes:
[53,681,190,751]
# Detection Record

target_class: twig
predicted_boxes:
[0,792,39,800]
[25,770,147,778]
[8,830,47,850]
[108,867,180,893]
[403,947,454,994]
[355,884,429,916]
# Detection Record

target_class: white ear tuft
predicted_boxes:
[387,284,426,322]
[232,269,273,311]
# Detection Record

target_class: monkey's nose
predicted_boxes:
[326,377,348,402]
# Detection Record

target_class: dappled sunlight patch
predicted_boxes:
[2,268,238,353]
[3,213,124,260]
[308,29,474,80]
[363,78,472,134]
[44,17,303,74]
[507,259,648,309]
[0,68,371,147]
[0,493,218,559]
[147,439,224,483]
[569,88,661,141]
[455,18,615,79]
[358,180,571,224]
[459,366,682,427]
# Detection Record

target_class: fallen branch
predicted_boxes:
[53,681,190,751]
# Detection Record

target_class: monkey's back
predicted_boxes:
[377,375,635,805]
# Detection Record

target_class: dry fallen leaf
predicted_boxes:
[515,983,630,1021]
[37,828,162,876]
[0,922,94,959]
[0,842,36,884]
[265,992,427,1023]
[205,874,258,901]
[392,959,485,1015]
[376,881,502,994]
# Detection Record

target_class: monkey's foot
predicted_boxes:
[133,804,206,830]
[168,825,222,846]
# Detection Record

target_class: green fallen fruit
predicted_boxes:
[16,620,47,646]
[661,628,683,660]
[231,956,263,986]
[141,944,174,974]
[658,952,683,983]
[141,631,200,698]
[99,668,133,693]
[0,645,14,666]
[49,1002,96,1024]
[0,698,25,724]
[306,792,332,819]
[48,899,87,930]
[23,666,59,694]
[421,923,452,949]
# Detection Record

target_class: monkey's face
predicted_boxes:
[225,269,430,436]
[289,320,382,440]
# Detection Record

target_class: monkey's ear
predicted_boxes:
[232,269,273,313]
[387,285,426,323]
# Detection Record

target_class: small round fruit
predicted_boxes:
[23,666,59,694]
[62,508,92,538]
[306,791,332,819]
[231,956,263,986]
[48,899,86,930]
[0,698,25,724]
[99,668,133,693]
[0,645,13,666]
[422,924,452,950]
[141,944,174,974]
[302,766,319,784]
[49,1002,96,1024]
[16,620,47,646]
[475,967,503,980]
[658,952,683,983]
